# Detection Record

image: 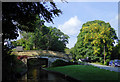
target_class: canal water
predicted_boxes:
[17,67,69,82]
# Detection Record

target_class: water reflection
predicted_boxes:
[17,67,68,82]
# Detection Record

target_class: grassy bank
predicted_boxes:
[46,65,119,82]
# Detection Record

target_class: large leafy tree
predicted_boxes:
[2,2,62,80]
[16,26,69,52]
[16,18,69,52]
[73,20,117,63]
[46,27,69,52]
[111,40,120,59]
[2,2,62,40]
[70,47,77,61]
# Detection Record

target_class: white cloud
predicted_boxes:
[58,16,82,36]
[58,16,82,49]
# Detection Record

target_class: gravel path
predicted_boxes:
[88,63,120,72]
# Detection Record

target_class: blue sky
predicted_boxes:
[45,2,118,49]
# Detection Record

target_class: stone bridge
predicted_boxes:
[12,50,72,67]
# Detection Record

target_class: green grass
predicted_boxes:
[46,65,119,81]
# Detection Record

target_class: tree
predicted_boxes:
[46,27,69,52]
[2,2,62,40]
[2,2,62,81]
[32,26,69,52]
[73,20,117,63]
[64,47,70,54]
[20,32,34,50]
[111,40,120,59]
[17,22,69,52]
[70,47,77,61]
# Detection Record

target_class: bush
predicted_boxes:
[51,59,69,67]
[78,61,85,65]
[70,59,74,62]
[105,59,110,65]
[73,61,79,64]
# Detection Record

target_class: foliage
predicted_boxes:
[11,41,17,47]
[14,20,69,52]
[3,2,62,40]
[51,59,78,67]
[78,61,86,65]
[51,59,69,67]
[20,32,34,50]
[104,59,110,65]
[2,46,26,80]
[71,20,118,63]
[111,40,120,59]
[70,47,77,61]
[2,2,62,81]
[46,65,118,81]
[64,47,70,54]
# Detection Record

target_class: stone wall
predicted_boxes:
[11,50,72,60]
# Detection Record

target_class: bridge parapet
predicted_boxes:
[12,50,72,60]
[12,50,72,67]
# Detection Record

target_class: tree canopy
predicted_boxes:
[71,20,118,63]
[111,40,120,59]
[13,19,69,52]
[2,2,64,81]
[2,2,62,40]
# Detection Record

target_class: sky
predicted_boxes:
[44,2,118,49]
[15,1,119,49]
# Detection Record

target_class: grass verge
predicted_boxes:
[46,65,119,82]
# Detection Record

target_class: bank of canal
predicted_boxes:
[17,66,69,82]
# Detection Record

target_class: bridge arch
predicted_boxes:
[19,55,69,67]
[13,50,72,67]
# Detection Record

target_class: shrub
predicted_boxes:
[70,59,74,62]
[51,59,69,67]
[100,59,104,64]
[78,61,85,65]
[12,49,16,52]
[105,59,110,65]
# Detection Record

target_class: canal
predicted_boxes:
[17,66,69,82]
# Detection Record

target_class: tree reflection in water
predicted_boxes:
[17,67,68,82]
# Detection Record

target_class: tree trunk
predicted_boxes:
[104,45,105,64]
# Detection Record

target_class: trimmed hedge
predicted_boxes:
[51,59,78,67]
